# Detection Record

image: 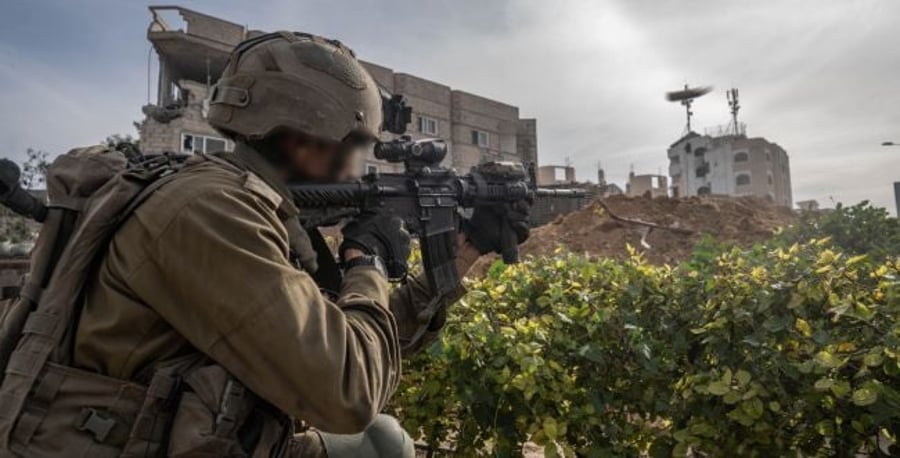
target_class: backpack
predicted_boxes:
[0,145,133,380]
[0,147,291,457]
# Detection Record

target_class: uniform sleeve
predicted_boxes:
[126,185,399,434]
[389,272,466,355]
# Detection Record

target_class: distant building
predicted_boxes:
[626,172,668,198]
[600,182,625,197]
[796,199,820,212]
[667,125,792,207]
[537,165,576,185]
[140,6,538,174]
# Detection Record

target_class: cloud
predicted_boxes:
[0,0,898,213]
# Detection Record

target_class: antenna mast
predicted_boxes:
[665,84,713,135]
[682,85,694,132]
[727,88,741,136]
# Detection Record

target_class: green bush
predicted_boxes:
[777,201,900,262]
[392,241,900,456]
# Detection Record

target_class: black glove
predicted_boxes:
[340,212,411,280]
[462,200,531,261]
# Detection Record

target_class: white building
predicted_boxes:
[667,126,793,207]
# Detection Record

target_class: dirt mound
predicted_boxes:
[472,195,796,272]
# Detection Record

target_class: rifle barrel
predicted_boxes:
[535,188,586,198]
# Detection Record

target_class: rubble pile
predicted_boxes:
[474,195,797,272]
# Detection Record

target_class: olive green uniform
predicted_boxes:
[73,146,458,454]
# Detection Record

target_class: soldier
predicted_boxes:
[42,32,528,457]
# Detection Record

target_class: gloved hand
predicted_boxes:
[462,200,531,260]
[340,212,411,280]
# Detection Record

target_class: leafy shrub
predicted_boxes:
[392,241,900,456]
[777,201,900,262]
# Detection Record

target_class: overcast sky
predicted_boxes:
[1,0,898,212]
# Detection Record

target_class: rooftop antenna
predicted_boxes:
[666,84,713,135]
[564,156,572,168]
[727,88,741,136]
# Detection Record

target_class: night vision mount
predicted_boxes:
[380,88,412,135]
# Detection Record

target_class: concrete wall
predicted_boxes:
[516,119,538,166]
[140,79,231,155]
[537,165,575,185]
[627,174,668,198]
[178,8,245,44]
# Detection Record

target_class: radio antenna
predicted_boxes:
[666,84,712,135]
[727,88,742,136]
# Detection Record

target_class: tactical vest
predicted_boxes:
[0,147,295,457]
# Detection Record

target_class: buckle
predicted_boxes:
[215,378,246,433]
[75,408,116,443]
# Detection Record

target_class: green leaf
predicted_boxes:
[707,381,730,396]
[852,387,878,406]
[721,368,733,385]
[814,378,834,391]
[762,315,791,332]
[815,350,844,369]
[723,391,742,404]
[863,352,884,367]
[742,398,765,420]
[542,417,558,440]
[815,420,835,437]
[794,318,812,337]
[830,380,851,398]
[544,443,559,458]
[735,370,752,386]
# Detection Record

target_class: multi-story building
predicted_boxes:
[140,6,538,174]
[667,125,793,207]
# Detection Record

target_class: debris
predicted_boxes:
[471,194,797,273]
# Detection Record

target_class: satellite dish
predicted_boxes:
[666,85,713,102]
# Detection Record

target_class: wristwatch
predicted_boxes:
[342,255,387,278]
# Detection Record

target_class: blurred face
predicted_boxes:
[280,132,369,182]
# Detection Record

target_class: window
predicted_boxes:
[768,174,773,186]
[418,116,438,135]
[181,133,230,154]
[734,152,749,163]
[471,130,489,147]
[670,155,680,164]
[695,162,710,178]
[554,168,567,181]
[365,163,378,175]
[736,174,751,186]
[766,150,772,162]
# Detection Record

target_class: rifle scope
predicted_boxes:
[374,136,447,166]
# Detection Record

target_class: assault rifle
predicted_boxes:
[289,136,585,302]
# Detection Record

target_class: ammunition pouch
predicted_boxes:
[2,356,291,457]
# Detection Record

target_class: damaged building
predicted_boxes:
[140,6,538,174]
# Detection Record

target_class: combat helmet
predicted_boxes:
[207,31,382,143]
